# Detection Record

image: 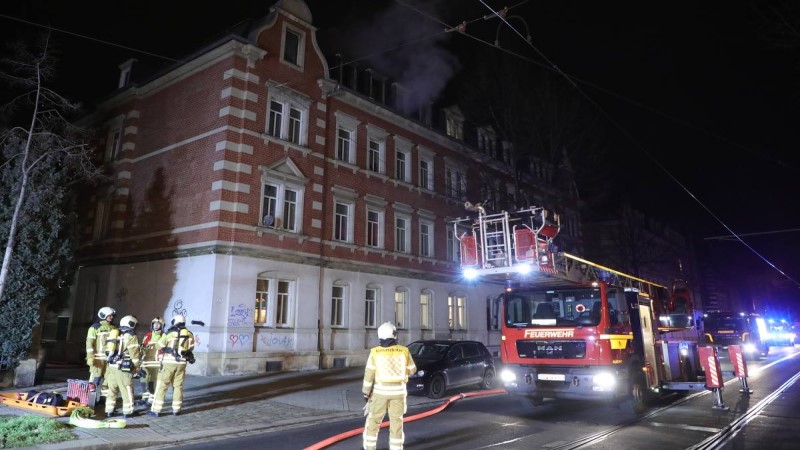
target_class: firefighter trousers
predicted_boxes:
[363,393,407,450]
[150,362,186,414]
[105,366,135,415]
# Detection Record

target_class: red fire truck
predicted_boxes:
[454,204,704,413]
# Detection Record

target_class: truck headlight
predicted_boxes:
[500,369,517,383]
[592,372,616,389]
[743,343,757,353]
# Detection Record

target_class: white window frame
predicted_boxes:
[418,146,434,191]
[334,201,353,243]
[259,158,308,232]
[254,275,296,328]
[266,82,310,146]
[446,227,461,263]
[281,23,305,69]
[420,290,433,330]
[365,285,380,328]
[366,208,385,248]
[445,164,467,200]
[448,293,466,330]
[395,288,409,329]
[366,125,387,175]
[335,112,359,165]
[393,136,412,183]
[331,282,347,327]
[332,186,357,244]
[419,218,434,258]
[104,127,122,162]
[394,213,411,254]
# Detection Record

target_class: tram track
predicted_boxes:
[549,351,800,450]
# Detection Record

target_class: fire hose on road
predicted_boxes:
[303,389,507,450]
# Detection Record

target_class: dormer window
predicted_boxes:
[281,24,305,69]
[444,107,464,140]
[117,58,137,89]
[366,69,386,103]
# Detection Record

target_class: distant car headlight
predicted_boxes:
[500,369,517,383]
[592,372,616,389]
[743,343,757,353]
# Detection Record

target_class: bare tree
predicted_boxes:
[0,34,100,307]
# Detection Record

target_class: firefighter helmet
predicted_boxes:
[119,315,138,330]
[98,306,116,320]
[377,322,397,340]
[171,314,186,326]
[151,317,165,331]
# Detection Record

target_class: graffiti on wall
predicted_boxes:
[228,334,250,348]
[260,333,294,349]
[227,304,253,327]
[171,300,187,319]
[115,287,128,304]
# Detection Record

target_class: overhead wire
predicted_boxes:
[2,5,796,285]
[470,0,800,287]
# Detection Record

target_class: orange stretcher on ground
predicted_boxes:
[0,391,83,416]
[0,380,93,416]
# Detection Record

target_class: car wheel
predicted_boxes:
[478,368,495,390]
[427,374,446,399]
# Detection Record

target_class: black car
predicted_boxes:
[406,340,496,399]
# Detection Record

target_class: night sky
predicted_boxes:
[2,1,799,307]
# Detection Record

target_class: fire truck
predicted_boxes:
[454,204,704,413]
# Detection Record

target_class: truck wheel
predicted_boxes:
[626,373,653,415]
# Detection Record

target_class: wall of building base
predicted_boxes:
[187,349,370,376]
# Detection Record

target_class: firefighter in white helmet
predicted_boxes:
[148,314,195,417]
[85,306,117,409]
[362,322,416,450]
[104,315,141,418]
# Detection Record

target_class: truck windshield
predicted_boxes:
[704,316,747,332]
[504,287,602,328]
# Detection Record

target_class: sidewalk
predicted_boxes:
[1,365,442,449]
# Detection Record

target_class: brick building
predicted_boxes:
[63,0,581,375]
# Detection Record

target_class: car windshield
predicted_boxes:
[408,342,450,359]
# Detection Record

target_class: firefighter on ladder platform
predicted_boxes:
[85,306,117,409]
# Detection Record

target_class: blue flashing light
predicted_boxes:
[463,268,478,280]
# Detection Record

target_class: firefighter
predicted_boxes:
[147,314,195,417]
[362,322,416,450]
[104,315,141,418]
[85,306,117,409]
[138,317,165,406]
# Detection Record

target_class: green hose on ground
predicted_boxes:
[69,407,127,429]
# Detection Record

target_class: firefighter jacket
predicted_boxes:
[107,331,141,373]
[141,331,163,369]
[362,344,416,397]
[86,320,118,362]
[157,325,195,365]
